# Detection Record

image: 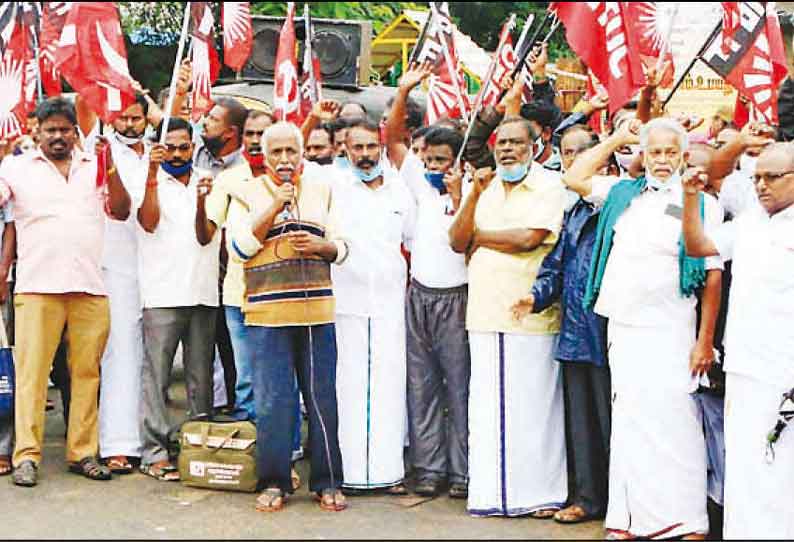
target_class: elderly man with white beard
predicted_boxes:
[581,118,724,540]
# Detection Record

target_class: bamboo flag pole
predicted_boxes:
[160,2,191,144]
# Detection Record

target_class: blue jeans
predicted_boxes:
[694,392,725,505]
[226,306,302,455]
[248,323,343,493]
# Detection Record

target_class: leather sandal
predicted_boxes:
[554,504,592,524]
[448,483,468,500]
[139,461,180,482]
[105,456,133,475]
[384,483,408,496]
[68,457,112,481]
[529,508,558,520]
[414,479,441,497]
[12,460,37,487]
[256,488,286,512]
[315,489,347,512]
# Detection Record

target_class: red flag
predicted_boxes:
[720,2,742,54]
[0,20,27,139]
[190,2,220,122]
[39,2,71,96]
[273,2,301,125]
[54,2,136,124]
[299,5,323,121]
[701,3,787,124]
[418,3,470,123]
[551,2,646,114]
[480,21,517,108]
[622,2,675,87]
[222,2,251,72]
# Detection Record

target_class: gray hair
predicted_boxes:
[262,121,304,157]
[639,117,688,153]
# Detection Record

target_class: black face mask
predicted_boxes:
[202,134,226,157]
[312,155,334,166]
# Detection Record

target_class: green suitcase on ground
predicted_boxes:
[178,420,258,493]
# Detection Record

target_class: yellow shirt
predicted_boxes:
[205,161,253,307]
[466,162,565,335]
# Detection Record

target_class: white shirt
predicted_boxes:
[133,169,220,309]
[331,169,416,317]
[713,205,794,385]
[400,152,468,288]
[85,127,150,278]
[594,179,724,327]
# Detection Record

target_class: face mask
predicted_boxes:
[243,150,264,169]
[313,155,334,166]
[352,160,384,183]
[202,134,226,157]
[424,171,447,193]
[645,170,682,191]
[161,159,193,178]
[614,145,640,173]
[334,155,351,170]
[114,131,143,146]
[497,162,529,183]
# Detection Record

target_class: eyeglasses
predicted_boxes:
[165,144,192,152]
[754,170,794,185]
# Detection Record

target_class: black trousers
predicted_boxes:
[562,363,611,517]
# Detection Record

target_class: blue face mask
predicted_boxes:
[352,160,384,183]
[334,155,351,170]
[497,162,529,183]
[424,171,447,193]
[161,160,193,178]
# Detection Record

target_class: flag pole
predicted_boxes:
[496,12,551,102]
[408,9,435,67]
[661,19,722,109]
[455,14,517,168]
[513,14,535,58]
[431,2,470,125]
[160,2,191,144]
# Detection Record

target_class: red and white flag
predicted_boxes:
[701,2,787,124]
[299,4,323,121]
[190,2,221,122]
[54,2,136,124]
[39,2,71,97]
[480,21,517,108]
[222,2,252,72]
[551,2,646,114]
[0,18,28,139]
[415,2,470,123]
[273,2,301,125]
[622,2,675,87]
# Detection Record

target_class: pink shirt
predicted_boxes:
[0,149,107,296]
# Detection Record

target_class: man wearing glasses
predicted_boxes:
[682,142,794,540]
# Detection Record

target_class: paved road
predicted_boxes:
[2,382,605,540]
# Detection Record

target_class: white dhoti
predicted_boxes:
[606,322,707,539]
[98,270,144,458]
[724,371,794,540]
[336,313,406,488]
[467,332,567,517]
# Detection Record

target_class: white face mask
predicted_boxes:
[645,170,682,191]
[614,145,640,173]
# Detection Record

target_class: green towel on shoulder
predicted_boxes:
[582,176,705,310]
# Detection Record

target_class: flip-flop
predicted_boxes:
[383,483,408,496]
[315,489,347,512]
[529,508,558,520]
[106,456,133,475]
[605,529,635,540]
[256,488,286,513]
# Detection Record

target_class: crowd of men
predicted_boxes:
[0,43,793,540]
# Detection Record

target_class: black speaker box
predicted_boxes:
[241,15,372,89]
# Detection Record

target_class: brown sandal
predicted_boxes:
[139,461,180,482]
[553,504,592,524]
[0,456,11,476]
[384,483,408,496]
[256,488,286,512]
[106,456,133,475]
[315,489,347,512]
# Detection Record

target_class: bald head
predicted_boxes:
[754,142,794,215]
